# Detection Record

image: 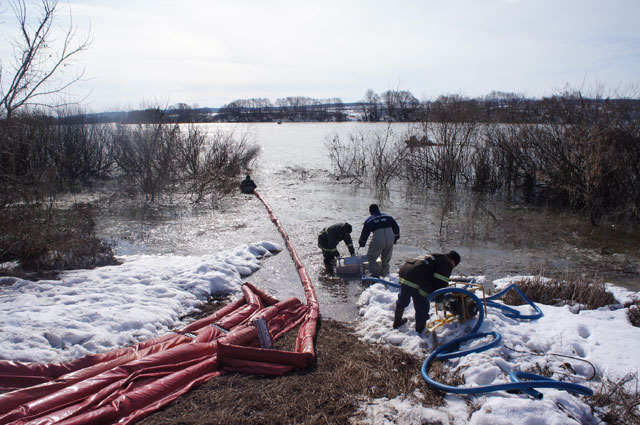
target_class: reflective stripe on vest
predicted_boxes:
[318,228,336,253]
[319,245,338,253]
[433,273,450,284]
[399,278,429,298]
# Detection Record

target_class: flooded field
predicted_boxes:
[95,122,640,321]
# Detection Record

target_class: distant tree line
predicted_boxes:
[59,104,220,125]
[357,89,640,124]
[215,96,349,122]
[67,89,640,126]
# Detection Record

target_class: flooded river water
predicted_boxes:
[95,122,640,321]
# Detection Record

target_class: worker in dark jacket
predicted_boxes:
[358,204,400,277]
[393,251,461,333]
[318,223,356,271]
[240,175,257,194]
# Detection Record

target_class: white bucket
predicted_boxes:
[335,255,368,275]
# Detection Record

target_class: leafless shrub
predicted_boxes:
[112,123,258,204]
[476,88,640,224]
[403,98,478,188]
[0,117,115,209]
[1,115,256,275]
[324,132,368,181]
[480,123,540,199]
[366,126,408,187]
[48,121,116,187]
[469,141,497,191]
[0,202,117,277]
[428,122,476,187]
[590,373,640,425]
[175,127,259,203]
[324,126,407,187]
[112,123,180,202]
[0,115,119,277]
[504,275,615,310]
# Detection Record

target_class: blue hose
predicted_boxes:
[361,276,400,288]
[485,283,544,320]
[362,273,594,399]
[362,276,593,399]
[418,286,593,398]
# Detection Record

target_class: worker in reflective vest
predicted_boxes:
[393,251,461,333]
[317,223,356,272]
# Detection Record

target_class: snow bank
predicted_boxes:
[0,241,281,363]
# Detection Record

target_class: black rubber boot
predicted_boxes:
[323,257,335,275]
[392,306,408,329]
[415,322,425,334]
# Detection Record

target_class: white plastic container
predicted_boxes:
[335,255,368,275]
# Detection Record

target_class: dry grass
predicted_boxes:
[590,373,640,425]
[139,318,444,425]
[140,287,639,425]
[627,300,640,328]
[503,274,615,310]
[500,276,640,422]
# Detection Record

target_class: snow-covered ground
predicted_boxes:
[355,276,640,425]
[0,241,281,363]
[1,243,638,424]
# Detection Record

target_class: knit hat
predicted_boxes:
[449,250,461,266]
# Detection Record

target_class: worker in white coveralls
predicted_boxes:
[358,204,400,278]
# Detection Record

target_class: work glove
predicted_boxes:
[394,236,399,244]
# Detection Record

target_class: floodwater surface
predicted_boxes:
[95,122,640,321]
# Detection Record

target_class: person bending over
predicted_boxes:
[358,204,400,278]
[393,250,461,333]
[318,223,356,272]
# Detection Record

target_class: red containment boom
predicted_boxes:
[0,189,319,424]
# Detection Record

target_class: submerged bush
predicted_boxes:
[324,126,406,187]
[325,89,640,227]
[0,203,118,278]
[478,91,640,224]
[0,112,259,275]
[113,123,259,204]
[325,121,475,189]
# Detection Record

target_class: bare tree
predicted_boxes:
[361,89,381,122]
[381,90,420,121]
[0,0,91,121]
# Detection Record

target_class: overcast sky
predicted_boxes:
[3,0,639,111]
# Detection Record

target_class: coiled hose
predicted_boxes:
[361,276,593,399]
